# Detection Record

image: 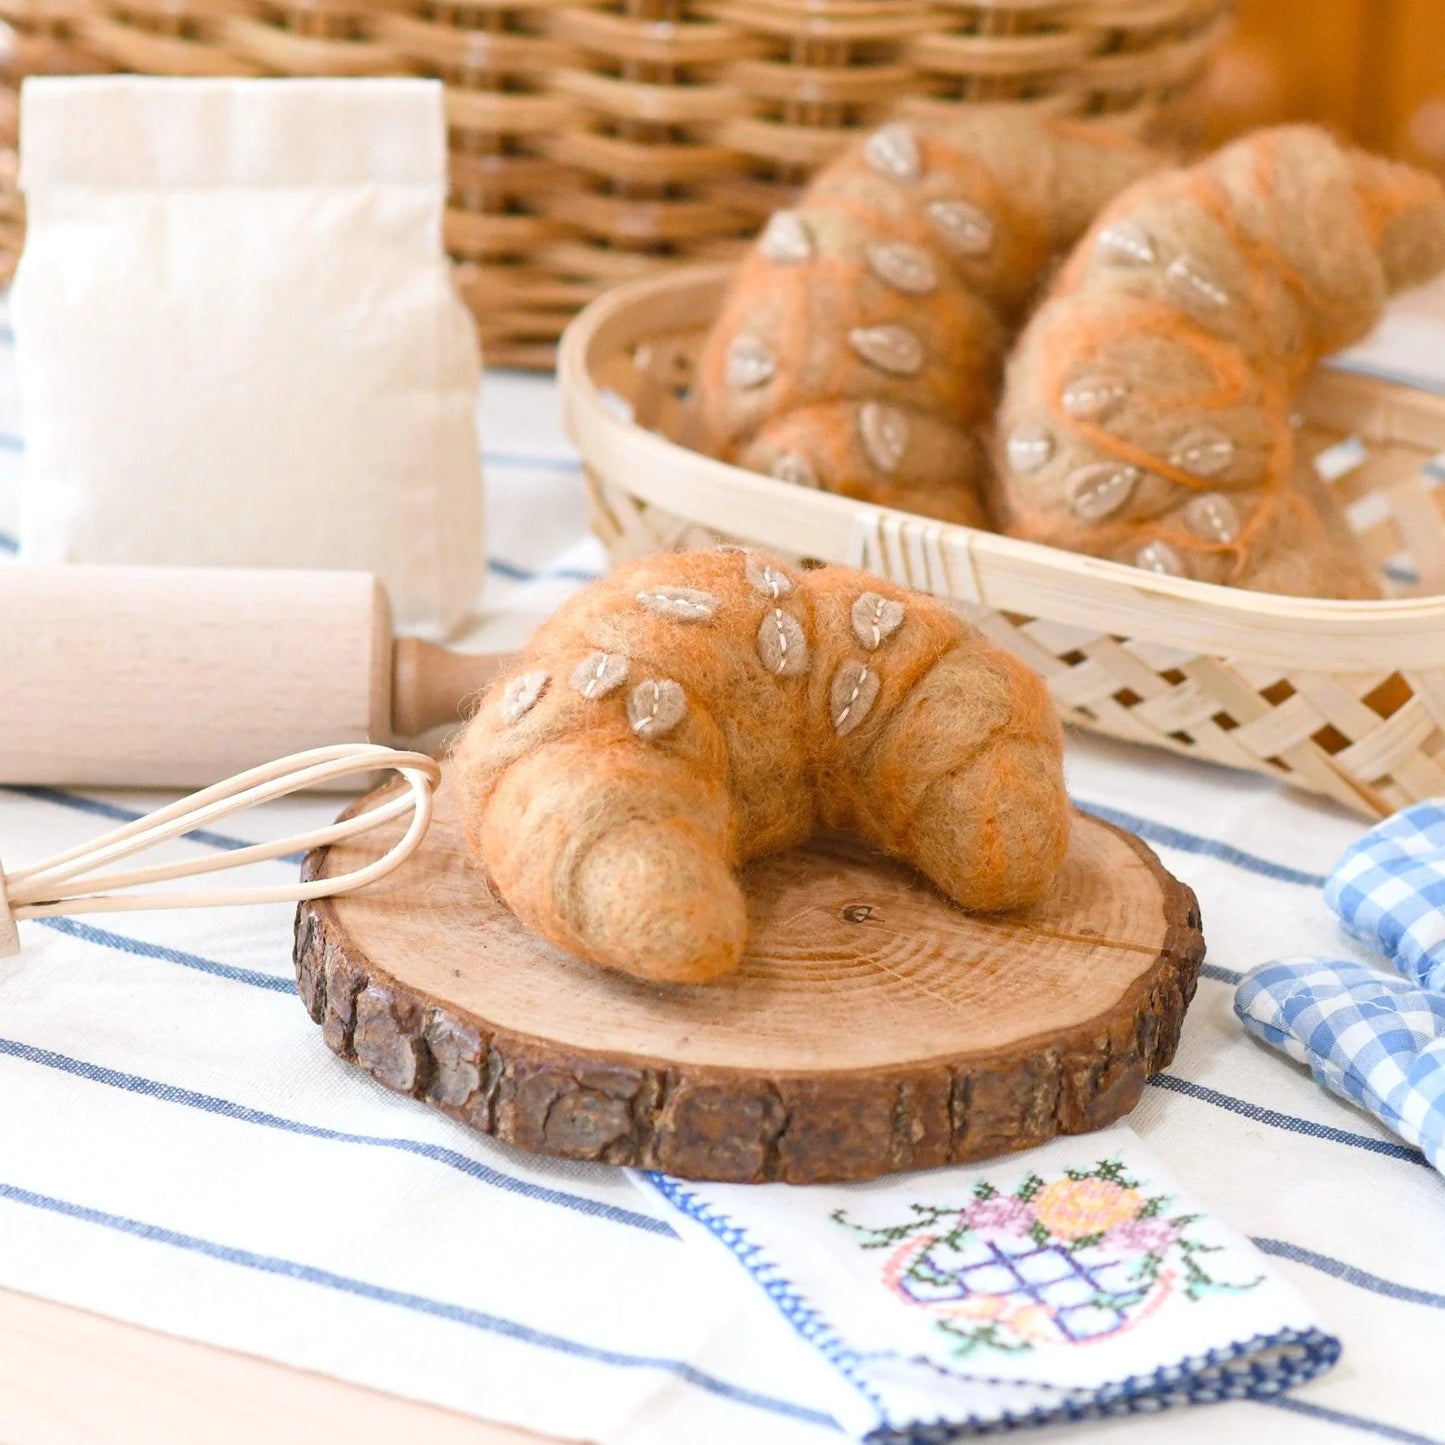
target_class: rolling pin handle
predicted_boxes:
[0,865,20,957]
[390,638,516,740]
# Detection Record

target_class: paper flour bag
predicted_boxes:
[13,77,483,637]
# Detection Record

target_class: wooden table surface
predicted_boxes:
[0,1286,567,1445]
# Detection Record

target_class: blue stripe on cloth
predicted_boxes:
[1252,1237,1445,1310]
[487,556,602,585]
[0,432,19,453]
[0,1177,837,1431]
[7,785,302,862]
[1264,1396,1443,1445]
[482,449,583,473]
[1148,1073,1428,1166]
[1074,799,1330,889]
[1201,962,1244,985]
[34,916,293,993]
[0,1035,678,1237]
[0,529,15,554]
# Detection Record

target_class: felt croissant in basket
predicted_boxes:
[451,550,1070,985]
[682,113,1161,526]
[993,126,1445,598]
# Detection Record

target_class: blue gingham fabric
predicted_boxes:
[1236,960,1445,1171]
[1325,802,1445,990]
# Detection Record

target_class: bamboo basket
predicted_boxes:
[560,264,1445,818]
[0,0,1232,367]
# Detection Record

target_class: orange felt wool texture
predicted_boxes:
[682,114,1161,528]
[993,126,1445,598]
[451,549,1070,985]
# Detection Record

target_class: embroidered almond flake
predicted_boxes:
[864,122,920,181]
[1007,425,1055,474]
[499,669,548,724]
[830,660,880,737]
[746,558,795,599]
[866,241,938,295]
[850,592,905,650]
[859,401,909,473]
[849,324,924,377]
[1185,492,1241,543]
[770,452,819,489]
[627,679,687,739]
[756,609,810,677]
[1061,374,1128,420]
[1096,221,1156,267]
[569,651,628,700]
[724,333,775,390]
[1135,539,1184,576]
[927,199,995,257]
[1068,463,1138,521]
[1169,428,1235,478]
[760,210,812,264]
[1165,254,1230,311]
[636,586,719,622]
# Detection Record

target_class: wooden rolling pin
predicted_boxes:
[1,566,512,787]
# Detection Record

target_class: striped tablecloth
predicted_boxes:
[1,291,1442,1445]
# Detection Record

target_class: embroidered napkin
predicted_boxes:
[637,1127,1337,1440]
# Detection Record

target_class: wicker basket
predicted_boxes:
[560,264,1445,818]
[0,0,1232,367]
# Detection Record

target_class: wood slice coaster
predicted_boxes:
[295,773,1204,1184]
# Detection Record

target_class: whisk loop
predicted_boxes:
[0,744,441,956]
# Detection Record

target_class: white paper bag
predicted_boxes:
[13,77,484,637]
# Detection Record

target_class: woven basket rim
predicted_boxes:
[558,263,1445,674]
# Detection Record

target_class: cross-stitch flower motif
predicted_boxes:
[963,1195,1034,1236]
[1031,1177,1140,1240]
[832,1156,1260,1358]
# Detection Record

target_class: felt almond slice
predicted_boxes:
[499,669,549,723]
[864,122,921,181]
[756,609,810,677]
[1169,428,1236,478]
[746,558,795,599]
[1061,374,1128,420]
[1165,254,1231,311]
[1067,463,1139,520]
[927,199,995,257]
[1185,492,1241,543]
[627,679,688,739]
[830,660,880,737]
[865,241,938,295]
[770,452,819,488]
[760,210,813,264]
[724,333,776,390]
[1095,220,1157,267]
[636,586,720,621]
[1006,424,1055,474]
[849,324,925,377]
[1135,539,1184,576]
[851,592,906,651]
[858,401,909,473]
[569,651,629,700]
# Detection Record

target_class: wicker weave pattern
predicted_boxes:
[563,267,1445,819]
[0,0,1231,365]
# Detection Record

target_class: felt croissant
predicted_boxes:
[452,550,1070,985]
[992,126,1445,597]
[683,113,1160,526]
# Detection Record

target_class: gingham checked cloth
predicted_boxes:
[1236,802,1445,1171]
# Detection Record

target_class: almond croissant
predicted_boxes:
[683,113,1161,526]
[993,126,1445,597]
[452,549,1070,985]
